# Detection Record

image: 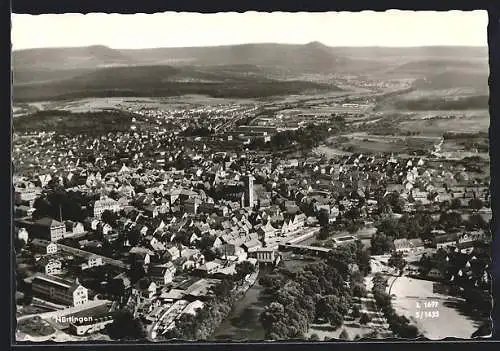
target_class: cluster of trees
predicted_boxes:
[182,126,213,137]
[378,191,405,214]
[259,263,349,340]
[419,247,491,294]
[371,209,488,255]
[249,120,345,152]
[13,110,137,134]
[164,267,257,341]
[371,273,420,338]
[107,310,146,340]
[375,212,434,241]
[32,188,92,222]
[258,242,371,340]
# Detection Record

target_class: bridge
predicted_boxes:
[278,243,332,256]
[34,239,129,269]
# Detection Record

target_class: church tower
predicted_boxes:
[242,174,255,208]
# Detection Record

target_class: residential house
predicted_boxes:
[65,221,85,235]
[37,257,62,276]
[257,221,278,240]
[427,268,445,280]
[31,275,88,307]
[394,239,412,253]
[242,239,262,253]
[408,239,425,253]
[93,197,121,219]
[132,280,157,300]
[184,198,202,214]
[81,255,104,270]
[147,265,174,286]
[15,205,36,218]
[69,313,114,336]
[30,218,66,242]
[18,227,29,243]
[254,247,276,264]
[129,247,153,266]
[434,234,458,249]
[31,239,58,255]
[459,231,483,244]
[196,261,223,277]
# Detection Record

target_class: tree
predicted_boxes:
[469,198,484,212]
[14,238,26,253]
[370,233,394,255]
[352,282,364,297]
[107,311,146,340]
[128,258,146,284]
[439,212,462,230]
[317,227,331,240]
[127,228,141,247]
[22,293,33,306]
[309,333,320,341]
[101,210,118,226]
[316,295,346,329]
[260,302,286,336]
[388,251,407,275]
[235,261,256,282]
[339,329,350,340]
[318,208,330,228]
[213,279,234,299]
[359,312,371,325]
[352,304,361,318]
[450,198,462,210]
[386,191,404,213]
[466,213,487,230]
[365,330,380,339]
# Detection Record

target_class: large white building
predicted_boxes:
[93,197,121,219]
[31,275,88,307]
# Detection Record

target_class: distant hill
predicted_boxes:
[12,43,489,101]
[13,45,135,70]
[13,42,347,73]
[413,70,488,91]
[13,64,339,101]
[329,46,488,59]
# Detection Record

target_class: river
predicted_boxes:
[212,270,270,341]
[212,234,321,341]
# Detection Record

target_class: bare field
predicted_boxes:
[398,114,489,134]
[390,277,486,340]
[401,88,487,100]
[16,95,259,114]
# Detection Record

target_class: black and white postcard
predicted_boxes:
[11,10,493,342]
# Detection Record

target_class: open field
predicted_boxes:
[397,109,489,135]
[14,95,260,114]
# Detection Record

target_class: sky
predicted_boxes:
[11,10,488,51]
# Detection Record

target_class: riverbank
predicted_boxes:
[211,270,269,341]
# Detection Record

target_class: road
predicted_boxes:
[53,240,129,269]
[147,300,189,341]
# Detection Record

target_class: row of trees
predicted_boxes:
[371,273,420,338]
[248,120,345,152]
[31,187,95,222]
[370,211,489,255]
[163,262,256,340]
